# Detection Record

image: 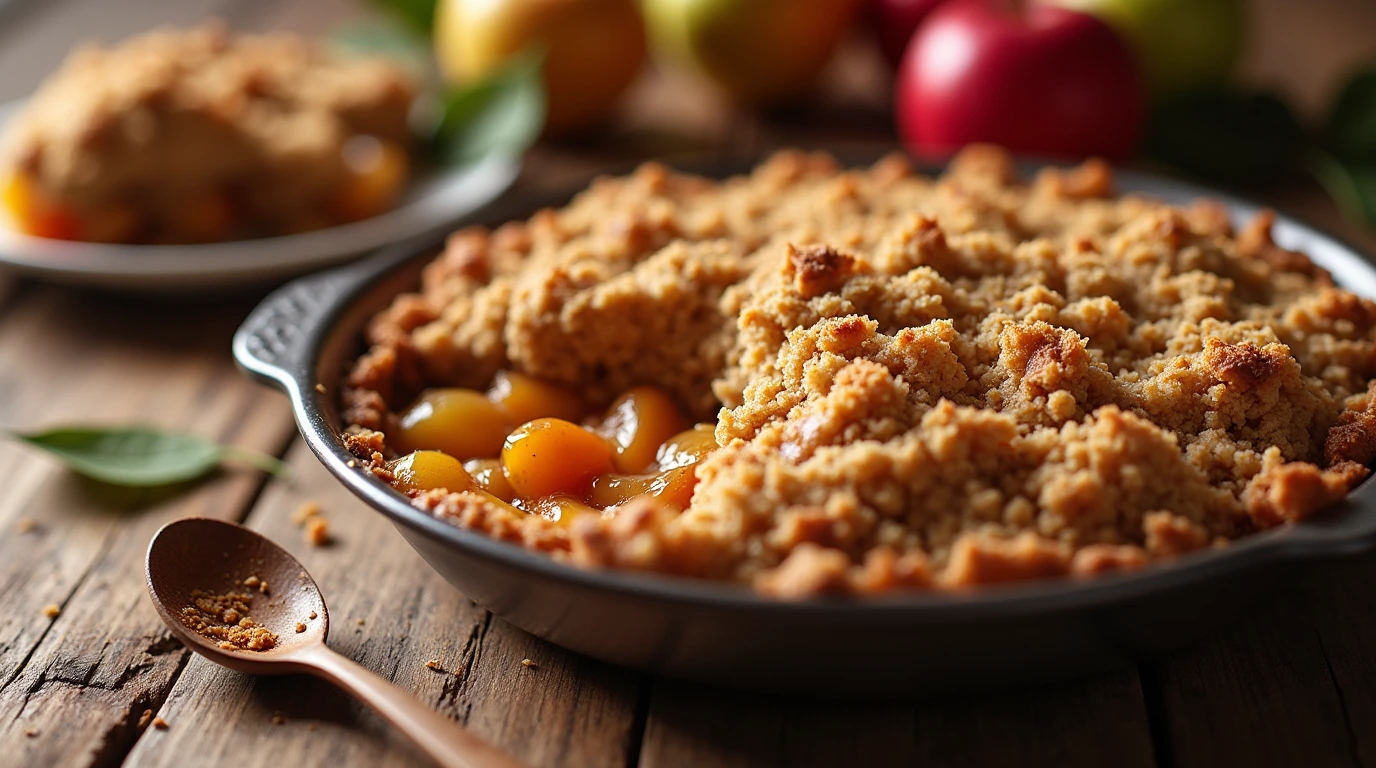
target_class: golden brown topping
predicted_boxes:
[1143,512,1210,557]
[786,243,857,298]
[1204,338,1285,391]
[1238,210,1322,277]
[345,147,1376,598]
[1037,158,1114,199]
[1326,400,1376,467]
[1243,462,1361,527]
[939,533,1072,587]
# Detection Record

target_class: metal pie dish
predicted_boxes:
[234,154,1376,697]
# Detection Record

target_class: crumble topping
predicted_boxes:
[343,145,1376,597]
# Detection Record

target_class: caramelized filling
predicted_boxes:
[384,371,717,519]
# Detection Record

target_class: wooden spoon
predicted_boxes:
[145,517,522,768]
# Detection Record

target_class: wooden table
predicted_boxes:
[4,1,1376,766]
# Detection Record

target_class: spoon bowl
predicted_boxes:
[145,517,521,768]
[146,517,328,674]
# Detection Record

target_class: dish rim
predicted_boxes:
[234,150,1376,620]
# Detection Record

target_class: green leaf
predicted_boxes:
[10,427,289,488]
[327,20,432,75]
[367,0,436,37]
[1145,89,1306,185]
[1327,65,1376,163]
[431,48,546,168]
[1311,152,1376,228]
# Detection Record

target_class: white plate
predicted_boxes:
[0,100,520,291]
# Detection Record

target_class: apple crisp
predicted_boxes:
[0,22,415,243]
[342,146,1376,598]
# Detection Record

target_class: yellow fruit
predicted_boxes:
[434,0,647,135]
[596,386,690,473]
[486,370,586,424]
[654,423,718,471]
[501,418,615,499]
[388,450,477,494]
[587,465,696,510]
[527,495,602,526]
[464,458,518,502]
[395,388,514,460]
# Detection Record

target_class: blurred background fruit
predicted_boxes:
[433,0,646,136]
[895,0,1145,160]
[642,0,862,104]
[868,0,946,69]
[1043,0,1246,98]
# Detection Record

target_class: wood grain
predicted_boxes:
[1141,588,1356,768]
[0,288,294,768]
[124,442,644,768]
[640,666,1154,768]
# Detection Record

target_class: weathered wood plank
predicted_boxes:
[1300,556,1376,767]
[639,666,1153,768]
[125,441,644,768]
[640,681,914,768]
[1142,588,1356,768]
[913,668,1155,768]
[0,287,295,768]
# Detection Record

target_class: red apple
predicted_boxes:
[895,0,1144,161]
[869,0,947,69]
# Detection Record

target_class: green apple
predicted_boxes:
[1044,0,1246,97]
[642,0,862,104]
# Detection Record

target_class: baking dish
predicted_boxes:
[234,155,1376,696]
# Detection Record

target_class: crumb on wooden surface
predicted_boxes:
[304,517,331,546]
[271,712,287,725]
[425,659,443,672]
[153,718,169,730]
[294,622,306,633]
[24,728,38,738]
[314,383,327,393]
[520,658,536,669]
[356,618,365,626]
[15,518,35,533]
[292,500,322,525]
[137,709,153,729]
[41,604,60,619]
[308,611,318,620]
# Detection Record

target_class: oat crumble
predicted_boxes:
[343,146,1376,597]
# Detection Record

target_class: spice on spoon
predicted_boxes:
[179,588,278,651]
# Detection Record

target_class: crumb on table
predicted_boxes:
[292,500,322,526]
[153,717,169,730]
[304,517,331,547]
[15,518,35,534]
[41,604,60,619]
[520,658,536,669]
[137,709,153,729]
[271,712,287,726]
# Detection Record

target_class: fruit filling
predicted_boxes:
[381,372,717,526]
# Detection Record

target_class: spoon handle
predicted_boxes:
[302,644,524,768]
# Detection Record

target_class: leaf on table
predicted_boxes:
[367,0,437,37]
[10,427,289,488]
[431,49,546,169]
[1311,152,1376,229]
[327,18,433,76]
[1145,89,1306,185]
[1326,65,1376,163]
